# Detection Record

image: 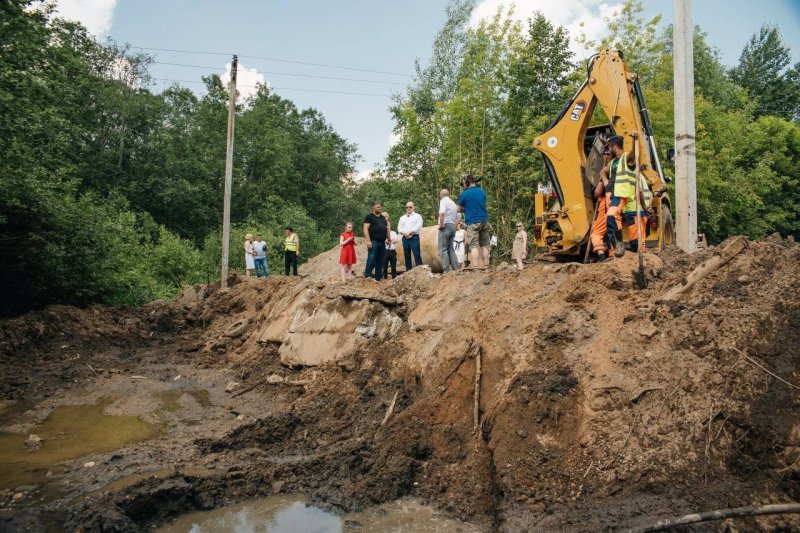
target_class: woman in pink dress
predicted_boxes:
[339,222,357,282]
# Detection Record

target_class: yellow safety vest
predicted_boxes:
[611,152,637,200]
[623,175,653,214]
[284,234,298,252]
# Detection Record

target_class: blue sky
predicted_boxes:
[56,0,800,175]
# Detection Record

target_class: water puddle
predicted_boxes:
[158,495,483,532]
[0,400,162,492]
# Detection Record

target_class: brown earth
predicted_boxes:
[1,234,800,531]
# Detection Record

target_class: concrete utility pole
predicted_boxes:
[221,55,238,288]
[673,0,697,253]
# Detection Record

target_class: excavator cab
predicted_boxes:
[532,49,675,258]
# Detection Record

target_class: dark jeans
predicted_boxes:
[284,250,298,276]
[384,249,397,279]
[606,196,624,250]
[364,240,386,280]
[438,223,459,272]
[402,234,423,271]
[254,257,269,278]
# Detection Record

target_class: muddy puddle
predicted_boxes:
[0,400,162,492]
[158,495,483,532]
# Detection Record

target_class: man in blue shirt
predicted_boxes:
[457,174,490,268]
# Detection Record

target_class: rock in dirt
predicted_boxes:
[25,434,43,448]
[83,461,96,468]
[639,323,658,338]
[225,381,240,393]
[266,374,284,384]
[224,319,250,338]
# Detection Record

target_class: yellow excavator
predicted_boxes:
[532,48,675,258]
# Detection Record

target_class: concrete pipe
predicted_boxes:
[419,225,443,273]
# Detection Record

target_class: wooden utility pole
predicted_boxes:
[220,55,238,288]
[673,0,697,253]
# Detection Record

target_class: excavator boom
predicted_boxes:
[532,49,673,256]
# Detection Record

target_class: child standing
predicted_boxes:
[512,222,528,271]
[339,222,357,281]
[453,220,466,269]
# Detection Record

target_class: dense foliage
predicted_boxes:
[2,0,798,314]
[0,0,359,314]
[384,0,800,258]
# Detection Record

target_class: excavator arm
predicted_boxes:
[532,49,671,256]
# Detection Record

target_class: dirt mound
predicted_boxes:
[3,235,800,531]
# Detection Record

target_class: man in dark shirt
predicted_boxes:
[363,201,389,280]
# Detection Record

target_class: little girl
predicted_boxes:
[453,220,466,269]
[339,222,357,281]
[512,222,528,271]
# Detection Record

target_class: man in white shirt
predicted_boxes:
[437,189,459,272]
[397,201,424,271]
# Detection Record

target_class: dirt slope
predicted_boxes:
[2,234,800,531]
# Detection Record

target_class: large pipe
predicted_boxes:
[418,226,444,273]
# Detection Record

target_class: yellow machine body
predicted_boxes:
[532,49,674,256]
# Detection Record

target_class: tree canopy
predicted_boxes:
[0,0,362,314]
[2,0,798,315]
[384,0,800,256]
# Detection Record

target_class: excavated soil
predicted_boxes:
[1,234,800,531]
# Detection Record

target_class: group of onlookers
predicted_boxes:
[243,226,301,279]
[339,174,528,282]
[244,174,530,282]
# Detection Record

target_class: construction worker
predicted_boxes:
[590,148,614,262]
[622,173,653,252]
[283,226,299,276]
[601,133,639,257]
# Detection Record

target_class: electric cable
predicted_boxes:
[129,45,412,77]
[150,77,392,98]
[150,61,406,85]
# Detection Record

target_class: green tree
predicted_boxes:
[0,0,360,314]
[730,24,800,119]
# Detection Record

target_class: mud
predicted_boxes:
[1,236,799,531]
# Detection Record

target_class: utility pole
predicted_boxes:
[673,0,697,253]
[220,55,237,288]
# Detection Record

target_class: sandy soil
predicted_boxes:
[1,234,799,532]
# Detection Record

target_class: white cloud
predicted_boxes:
[389,130,401,148]
[470,0,624,59]
[354,169,376,183]
[220,62,267,102]
[53,0,117,36]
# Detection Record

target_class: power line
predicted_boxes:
[150,77,392,98]
[151,61,406,86]
[130,45,412,77]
